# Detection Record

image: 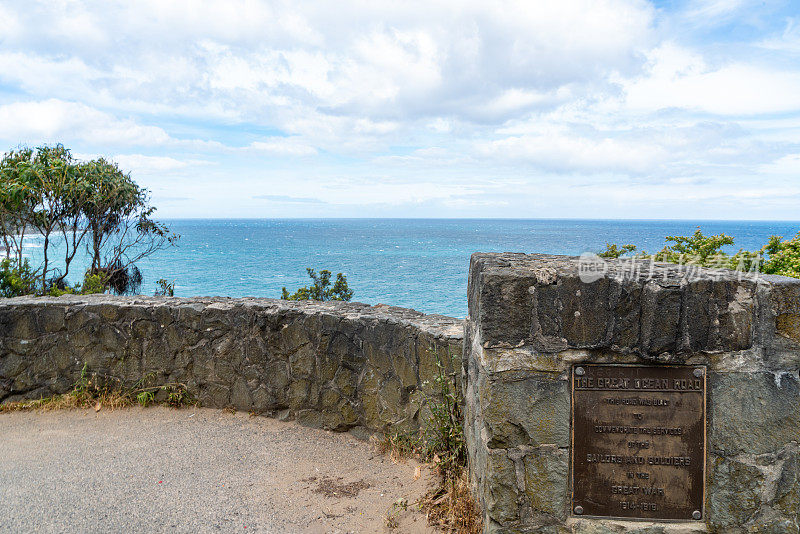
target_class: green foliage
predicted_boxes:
[92,260,143,295]
[164,385,189,407]
[420,349,466,478]
[600,226,800,279]
[598,243,637,259]
[727,248,763,274]
[136,391,155,407]
[0,145,87,289]
[0,144,177,297]
[46,284,74,297]
[4,263,110,297]
[154,278,175,297]
[0,361,194,412]
[653,227,734,267]
[281,268,354,301]
[379,348,466,476]
[761,232,800,278]
[376,348,479,531]
[0,258,37,297]
[80,157,177,285]
[81,271,109,294]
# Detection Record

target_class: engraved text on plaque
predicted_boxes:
[571,365,706,520]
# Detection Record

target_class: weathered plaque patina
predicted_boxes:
[571,365,706,521]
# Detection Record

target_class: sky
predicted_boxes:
[0,0,799,220]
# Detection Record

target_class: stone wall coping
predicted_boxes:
[470,251,800,285]
[468,252,800,370]
[0,294,464,340]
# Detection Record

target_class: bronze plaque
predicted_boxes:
[571,365,706,521]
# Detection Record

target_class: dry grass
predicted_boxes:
[372,431,418,464]
[385,512,400,530]
[0,389,133,412]
[421,468,482,534]
[0,364,193,413]
[374,348,483,532]
[376,433,482,533]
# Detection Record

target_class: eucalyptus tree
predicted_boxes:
[0,145,177,296]
[0,145,85,289]
[81,158,177,294]
[0,147,35,266]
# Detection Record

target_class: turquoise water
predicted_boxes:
[119,219,799,318]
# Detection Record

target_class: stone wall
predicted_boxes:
[0,295,463,436]
[465,253,799,533]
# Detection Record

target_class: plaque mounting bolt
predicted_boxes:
[692,510,702,520]
[575,367,585,376]
[693,368,704,378]
[574,505,584,515]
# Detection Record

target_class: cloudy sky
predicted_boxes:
[0,0,799,219]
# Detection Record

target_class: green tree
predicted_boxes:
[599,227,800,280]
[80,158,141,271]
[281,268,354,301]
[80,158,176,294]
[598,243,637,259]
[154,278,175,297]
[0,145,92,290]
[0,144,177,296]
[0,147,35,267]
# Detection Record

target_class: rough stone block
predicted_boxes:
[480,371,569,449]
[521,445,569,524]
[710,371,800,455]
[485,450,520,525]
[706,454,765,530]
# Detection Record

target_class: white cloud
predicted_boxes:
[248,138,318,156]
[111,154,193,174]
[621,44,800,115]
[0,52,100,96]
[759,18,800,54]
[0,1,798,218]
[760,154,800,175]
[0,99,172,146]
[0,0,656,125]
[476,132,668,174]
[680,0,747,24]
[0,4,21,39]
[373,146,466,166]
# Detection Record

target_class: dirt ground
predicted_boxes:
[0,407,437,533]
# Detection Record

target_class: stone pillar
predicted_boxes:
[464,253,799,533]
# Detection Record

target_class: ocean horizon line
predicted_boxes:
[156,216,800,224]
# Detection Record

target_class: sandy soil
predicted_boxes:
[0,407,437,533]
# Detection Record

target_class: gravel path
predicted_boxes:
[0,407,435,533]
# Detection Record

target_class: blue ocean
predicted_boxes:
[116,219,799,318]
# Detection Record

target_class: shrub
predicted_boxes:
[652,227,734,267]
[598,243,637,259]
[281,268,353,301]
[761,232,800,278]
[0,258,37,297]
[600,227,800,279]
[377,348,481,533]
[154,278,175,297]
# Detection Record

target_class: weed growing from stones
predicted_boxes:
[377,348,481,533]
[136,391,155,407]
[0,363,195,412]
